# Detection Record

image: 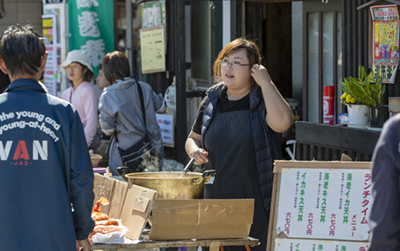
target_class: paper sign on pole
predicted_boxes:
[42,15,58,96]
[156,108,174,147]
[140,26,166,74]
[141,1,166,29]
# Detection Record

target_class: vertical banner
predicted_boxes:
[68,0,114,75]
[371,5,399,84]
[42,15,58,96]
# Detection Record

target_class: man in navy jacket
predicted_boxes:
[369,114,400,250]
[0,24,94,250]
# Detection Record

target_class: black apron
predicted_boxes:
[203,109,269,251]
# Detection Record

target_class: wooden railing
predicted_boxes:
[294,121,381,161]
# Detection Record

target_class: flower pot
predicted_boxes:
[369,105,389,128]
[347,104,369,128]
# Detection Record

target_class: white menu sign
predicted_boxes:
[274,238,369,251]
[275,168,372,240]
[156,113,174,147]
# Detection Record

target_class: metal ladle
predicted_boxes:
[179,158,196,178]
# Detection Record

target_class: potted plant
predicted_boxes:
[368,70,389,128]
[339,66,386,127]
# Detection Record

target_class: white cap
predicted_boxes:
[61,50,93,73]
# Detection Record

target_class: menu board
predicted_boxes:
[274,238,369,251]
[267,161,372,251]
[275,168,371,240]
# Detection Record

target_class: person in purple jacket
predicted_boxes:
[369,113,400,250]
[0,24,94,251]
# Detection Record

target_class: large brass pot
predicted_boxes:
[124,171,204,199]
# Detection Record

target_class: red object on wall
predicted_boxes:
[323,86,335,125]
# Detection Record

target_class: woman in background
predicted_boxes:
[98,51,165,175]
[61,50,98,149]
[185,38,293,251]
[96,65,110,91]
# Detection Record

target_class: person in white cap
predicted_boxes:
[61,50,99,149]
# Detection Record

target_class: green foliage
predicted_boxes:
[339,66,386,107]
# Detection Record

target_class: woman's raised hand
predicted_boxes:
[251,64,272,87]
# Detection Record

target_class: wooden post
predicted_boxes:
[173,0,187,163]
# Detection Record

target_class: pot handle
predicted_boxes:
[202,169,216,183]
[116,166,131,182]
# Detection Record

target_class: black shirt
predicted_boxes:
[192,88,250,134]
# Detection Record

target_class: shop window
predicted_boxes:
[191,0,222,87]
[306,10,342,123]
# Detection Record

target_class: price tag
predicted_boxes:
[132,196,150,213]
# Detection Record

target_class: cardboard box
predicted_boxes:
[93,174,156,240]
[93,174,115,215]
[149,199,254,240]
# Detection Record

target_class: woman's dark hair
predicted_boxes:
[0,24,46,77]
[102,51,130,84]
[213,37,261,86]
[78,63,94,82]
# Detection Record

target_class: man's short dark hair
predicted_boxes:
[0,24,46,77]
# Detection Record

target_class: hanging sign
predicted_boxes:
[140,26,166,74]
[42,15,58,96]
[370,5,399,83]
[156,108,174,147]
[68,0,114,75]
[141,1,166,29]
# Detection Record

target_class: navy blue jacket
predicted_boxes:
[369,114,400,250]
[201,84,282,213]
[0,79,95,250]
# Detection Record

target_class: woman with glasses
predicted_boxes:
[61,50,99,149]
[185,38,293,251]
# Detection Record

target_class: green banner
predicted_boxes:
[68,0,114,75]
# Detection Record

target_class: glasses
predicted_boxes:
[219,59,250,68]
[65,65,81,71]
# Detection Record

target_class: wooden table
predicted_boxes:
[92,237,260,251]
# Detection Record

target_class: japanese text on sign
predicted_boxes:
[276,168,372,240]
[371,5,399,83]
[156,113,174,147]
